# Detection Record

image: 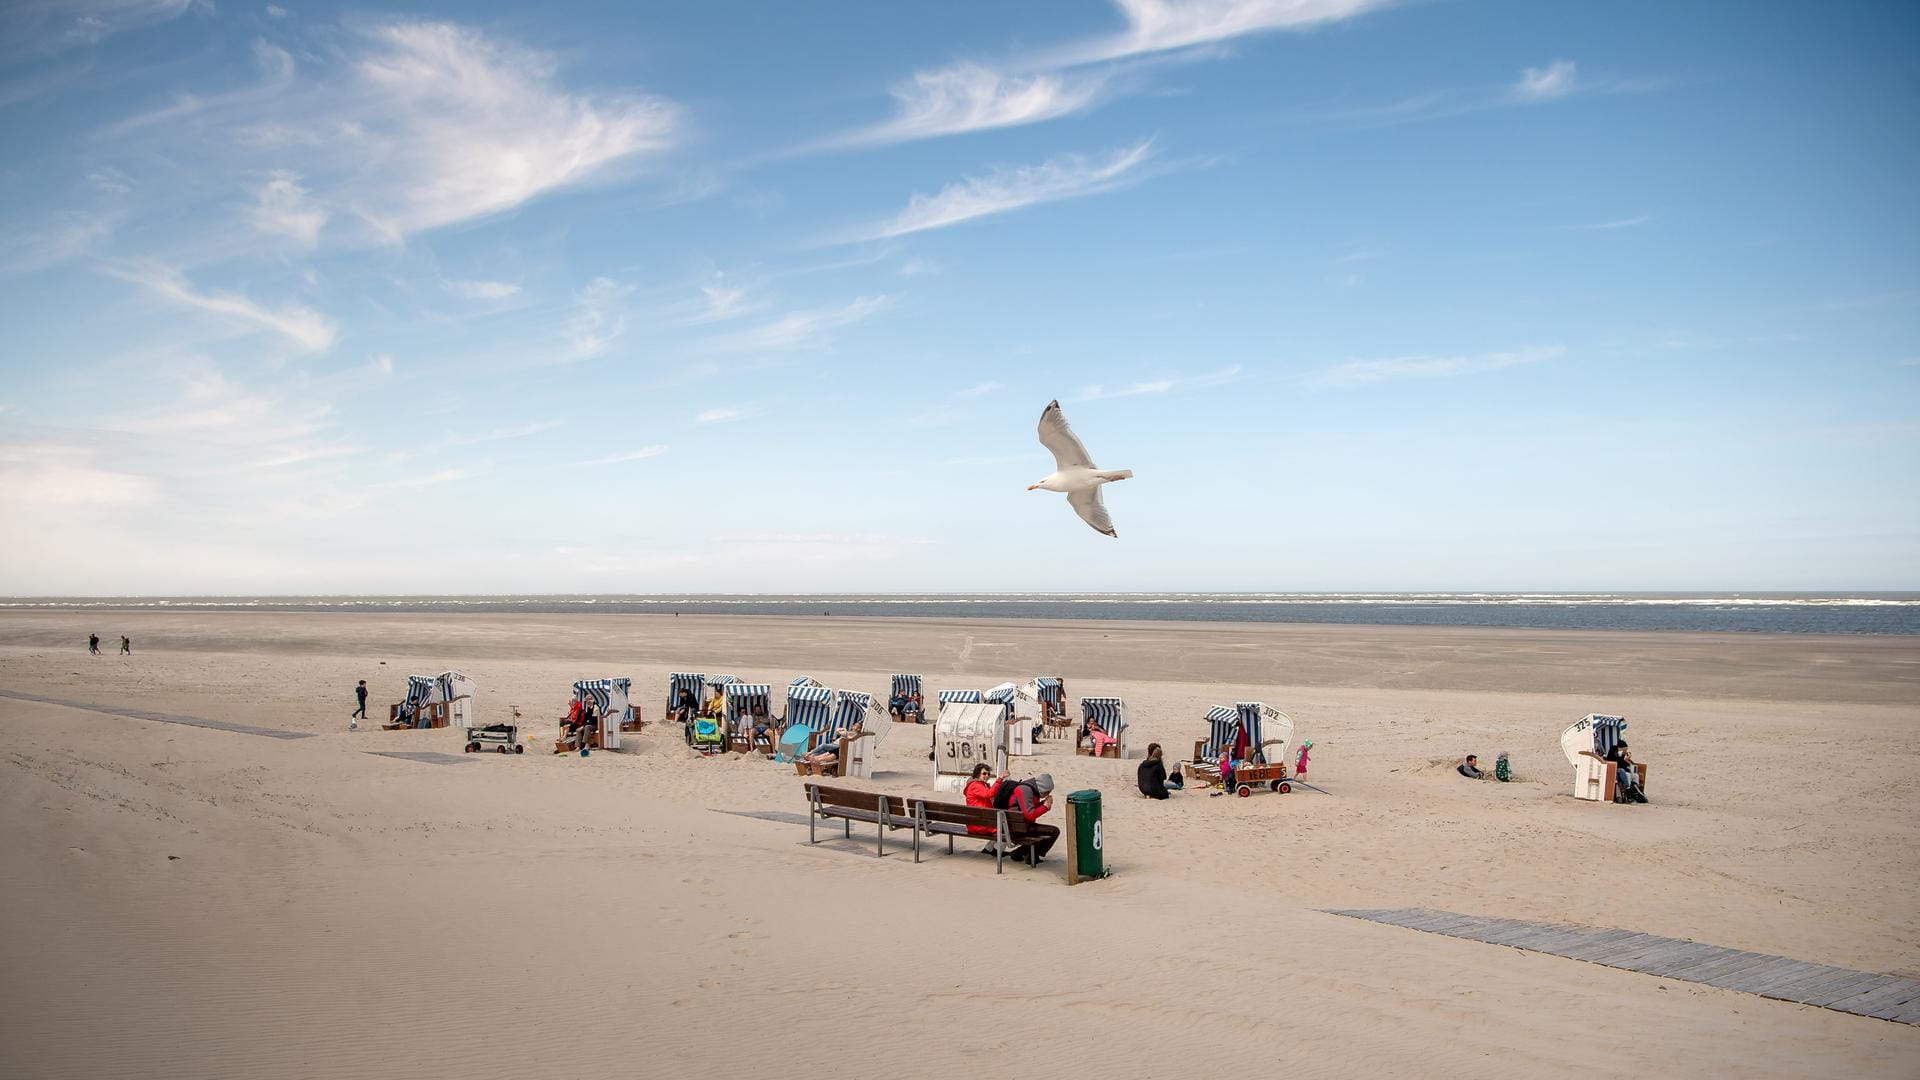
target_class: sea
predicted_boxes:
[5,593,1919,635]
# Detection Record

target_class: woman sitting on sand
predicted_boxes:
[1137,743,1182,799]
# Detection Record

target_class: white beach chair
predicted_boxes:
[985,682,1031,756]
[1560,714,1643,802]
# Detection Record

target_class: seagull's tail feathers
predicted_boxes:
[1097,469,1133,482]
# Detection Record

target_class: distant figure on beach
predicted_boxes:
[1137,743,1182,800]
[88,633,99,655]
[1458,754,1484,779]
[119,636,131,655]
[1296,739,1312,778]
[351,680,368,728]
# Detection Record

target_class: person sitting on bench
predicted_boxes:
[701,688,724,719]
[963,763,1005,852]
[671,687,697,727]
[888,689,916,721]
[1608,741,1647,803]
[1137,742,1182,799]
[1458,754,1484,779]
[997,773,1059,865]
[558,702,596,753]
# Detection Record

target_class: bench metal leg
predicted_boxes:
[995,813,1007,875]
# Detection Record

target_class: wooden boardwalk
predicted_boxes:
[1325,908,1920,1026]
[0,688,314,740]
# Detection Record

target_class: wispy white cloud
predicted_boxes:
[266,4,288,17]
[575,445,668,466]
[247,170,327,247]
[859,141,1155,242]
[0,210,119,275]
[696,407,758,424]
[1513,58,1577,102]
[1077,363,1241,400]
[898,257,941,278]
[1314,345,1564,387]
[0,441,161,507]
[104,37,296,135]
[103,262,338,352]
[567,277,629,359]
[1070,0,1394,65]
[1333,246,1384,265]
[830,1,1390,150]
[442,278,521,301]
[938,453,1031,467]
[710,532,937,547]
[384,467,468,488]
[444,420,563,446]
[4,0,197,60]
[707,295,890,353]
[1572,214,1651,231]
[842,62,1111,146]
[340,21,679,238]
[954,381,1003,398]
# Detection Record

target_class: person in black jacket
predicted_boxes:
[1137,742,1182,799]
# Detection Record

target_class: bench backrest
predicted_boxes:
[805,783,908,819]
[913,798,1031,837]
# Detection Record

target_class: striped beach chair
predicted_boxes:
[1561,713,1638,802]
[570,677,632,750]
[1030,676,1068,735]
[1078,696,1128,758]
[985,682,1031,756]
[388,675,439,728]
[938,688,982,706]
[722,683,772,753]
[889,674,925,723]
[828,690,879,778]
[786,683,835,754]
[1239,702,1293,765]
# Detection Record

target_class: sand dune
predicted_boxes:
[2,611,1916,1078]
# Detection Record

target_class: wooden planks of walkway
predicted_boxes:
[1324,907,1920,1026]
[363,751,476,765]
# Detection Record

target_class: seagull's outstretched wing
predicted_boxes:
[1067,487,1117,538]
[1037,399,1096,471]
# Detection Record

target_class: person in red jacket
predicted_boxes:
[962,764,1004,851]
[1002,773,1060,865]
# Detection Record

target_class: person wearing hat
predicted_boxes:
[999,773,1060,865]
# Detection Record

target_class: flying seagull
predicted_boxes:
[1029,399,1133,538]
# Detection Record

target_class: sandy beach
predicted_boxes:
[2,610,1916,1079]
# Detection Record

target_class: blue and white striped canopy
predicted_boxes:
[723,682,772,727]
[1082,696,1125,735]
[984,682,1017,722]
[573,678,633,724]
[1201,705,1238,758]
[891,674,922,698]
[836,690,873,726]
[1033,677,1064,706]
[1235,702,1264,751]
[938,689,982,704]
[434,672,471,702]
[667,672,705,709]
[787,683,834,730]
[1588,714,1627,758]
[707,674,738,687]
[790,676,822,688]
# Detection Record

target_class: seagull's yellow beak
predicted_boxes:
[1026,484,1039,491]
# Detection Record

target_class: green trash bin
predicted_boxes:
[1066,789,1106,883]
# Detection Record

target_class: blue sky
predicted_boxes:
[0,0,1915,594]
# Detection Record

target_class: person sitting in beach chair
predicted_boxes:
[1458,754,1485,779]
[796,717,863,774]
[1080,717,1119,757]
[749,700,780,755]
[1608,742,1647,803]
[701,688,724,719]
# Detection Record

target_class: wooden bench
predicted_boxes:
[804,783,915,857]
[802,783,1039,873]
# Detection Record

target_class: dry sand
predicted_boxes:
[2,610,1917,1079]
